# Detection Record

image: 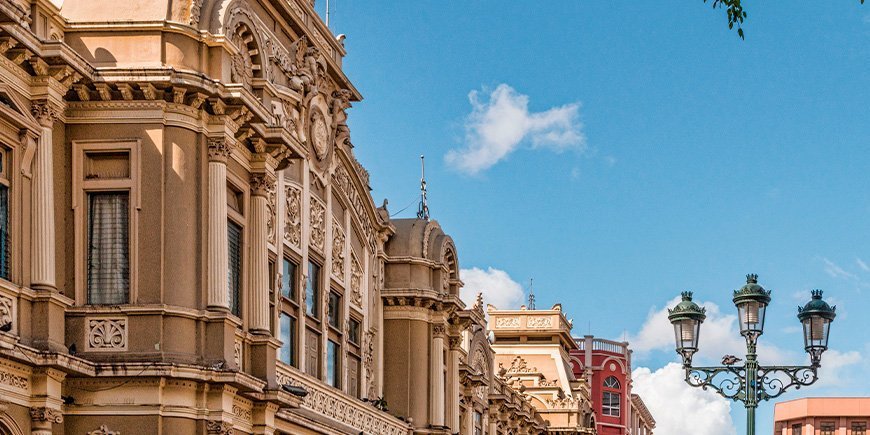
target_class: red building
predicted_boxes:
[570,336,656,435]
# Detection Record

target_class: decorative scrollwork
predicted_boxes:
[685,366,745,400]
[756,366,817,401]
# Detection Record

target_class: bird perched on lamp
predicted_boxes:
[722,354,743,366]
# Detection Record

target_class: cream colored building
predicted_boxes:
[0,0,550,433]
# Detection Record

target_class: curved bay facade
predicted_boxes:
[0,0,622,433]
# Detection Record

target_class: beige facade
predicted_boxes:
[0,0,557,434]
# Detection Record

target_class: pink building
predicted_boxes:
[774,397,870,435]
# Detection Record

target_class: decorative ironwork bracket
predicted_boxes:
[684,364,818,405]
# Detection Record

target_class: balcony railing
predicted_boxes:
[276,364,411,435]
[575,337,628,355]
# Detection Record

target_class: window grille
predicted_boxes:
[87,192,129,304]
[604,376,621,389]
[0,185,9,280]
[852,422,867,435]
[227,220,242,316]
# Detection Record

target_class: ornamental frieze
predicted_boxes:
[495,317,520,328]
[332,165,376,251]
[0,370,28,390]
[86,317,127,351]
[527,316,553,328]
[331,218,345,280]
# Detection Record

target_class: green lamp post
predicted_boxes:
[668,274,837,435]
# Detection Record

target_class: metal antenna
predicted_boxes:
[416,155,429,220]
[325,0,331,28]
[528,278,536,310]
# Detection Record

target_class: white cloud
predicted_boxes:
[856,258,869,272]
[633,363,737,435]
[815,350,862,388]
[630,296,791,365]
[459,267,525,310]
[445,84,585,174]
[821,257,857,280]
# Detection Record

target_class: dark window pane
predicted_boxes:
[0,185,9,280]
[282,258,296,300]
[604,376,621,389]
[348,318,360,345]
[228,220,242,316]
[792,424,802,435]
[327,339,340,388]
[279,314,296,366]
[328,292,341,329]
[87,192,129,304]
[306,262,320,317]
[602,391,620,417]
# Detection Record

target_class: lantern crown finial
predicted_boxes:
[811,289,823,299]
[681,291,693,301]
[746,273,758,284]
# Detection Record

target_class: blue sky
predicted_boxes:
[319,1,869,433]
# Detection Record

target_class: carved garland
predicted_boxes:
[284,184,302,247]
[331,218,345,281]
[349,254,362,307]
[309,197,326,252]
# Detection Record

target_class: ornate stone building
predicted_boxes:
[0,0,559,434]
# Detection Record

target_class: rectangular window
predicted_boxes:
[328,291,341,329]
[227,220,242,316]
[820,423,835,435]
[853,422,867,435]
[347,354,360,398]
[87,192,130,304]
[279,313,296,365]
[0,183,9,280]
[791,424,802,435]
[282,258,296,300]
[306,261,320,318]
[602,391,620,417]
[327,339,340,388]
[305,329,320,378]
[348,318,361,345]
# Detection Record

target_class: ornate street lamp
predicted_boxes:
[667,274,837,435]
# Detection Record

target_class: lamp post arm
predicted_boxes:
[684,365,747,403]
[755,365,818,401]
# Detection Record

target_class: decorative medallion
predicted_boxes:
[310,110,329,160]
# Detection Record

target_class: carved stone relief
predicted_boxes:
[310,109,330,160]
[284,184,302,247]
[331,218,345,280]
[88,425,120,435]
[0,370,27,390]
[309,197,326,252]
[30,407,63,424]
[332,165,376,251]
[495,317,520,328]
[363,328,376,399]
[0,295,13,331]
[206,420,234,435]
[527,316,552,328]
[86,317,127,351]
[349,254,362,307]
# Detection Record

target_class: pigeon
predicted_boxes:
[722,354,742,366]
[0,321,11,332]
[68,343,77,356]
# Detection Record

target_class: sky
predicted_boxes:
[317,1,870,433]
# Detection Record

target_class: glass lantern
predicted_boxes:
[732,274,771,339]
[798,289,836,366]
[668,291,706,367]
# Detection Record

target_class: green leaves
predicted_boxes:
[705,0,866,40]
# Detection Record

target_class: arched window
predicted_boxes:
[602,376,621,417]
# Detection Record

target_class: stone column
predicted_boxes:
[29,407,62,435]
[207,138,232,310]
[447,335,462,431]
[248,172,274,333]
[30,101,58,291]
[431,324,446,427]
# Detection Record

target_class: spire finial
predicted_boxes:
[528,278,536,310]
[417,155,429,220]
